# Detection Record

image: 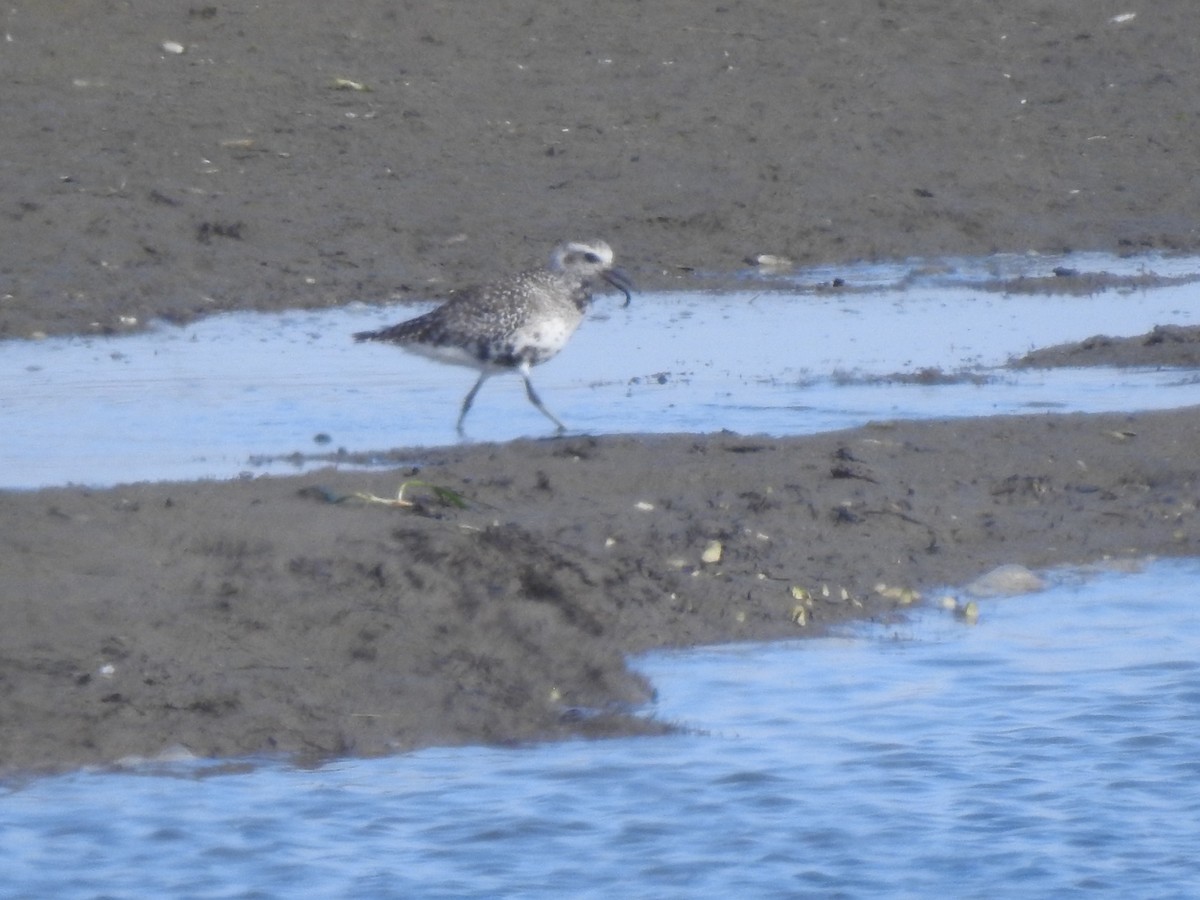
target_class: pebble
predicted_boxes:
[964,564,1046,598]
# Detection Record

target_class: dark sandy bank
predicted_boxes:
[4,1,1200,338]
[4,2,1200,775]
[3,406,1199,773]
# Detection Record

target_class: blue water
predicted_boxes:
[4,254,1200,896]
[5,559,1199,898]
[2,253,1198,487]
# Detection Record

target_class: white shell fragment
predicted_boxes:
[161,40,185,54]
[700,540,723,564]
[746,253,794,270]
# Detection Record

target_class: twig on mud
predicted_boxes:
[352,480,469,509]
[300,480,469,510]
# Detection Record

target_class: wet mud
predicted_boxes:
[4,1,1200,338]
[4,408,1200,773]
[1015,324,1200,369]
[4,2,1200,773]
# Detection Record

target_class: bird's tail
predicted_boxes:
[354,320,424,344]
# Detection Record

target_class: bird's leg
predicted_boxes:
[523,374,567,433]
[457,372,489,434]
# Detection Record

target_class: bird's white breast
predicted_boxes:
[510,310,582,364]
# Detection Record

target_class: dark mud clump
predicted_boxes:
[968,269,1200,297]
[1014,324,1200,369]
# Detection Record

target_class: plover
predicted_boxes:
[354,239,633,434]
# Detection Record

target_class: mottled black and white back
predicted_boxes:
[354,239,633,434]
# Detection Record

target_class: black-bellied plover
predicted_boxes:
[354,239,633,434]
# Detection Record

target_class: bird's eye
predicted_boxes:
[583,252,601,264]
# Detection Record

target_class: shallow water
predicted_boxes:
[1,253,1198,487]
[5,254,1200,897]
[5,558,1199,898]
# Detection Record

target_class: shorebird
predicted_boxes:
[354,239,633,434]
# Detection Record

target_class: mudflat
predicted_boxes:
[4,1,1198,336]
[2,2,1199,773]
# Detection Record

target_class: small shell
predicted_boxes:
[701,540,723,564]
[876,584,921,604]
[161,40,185,54]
